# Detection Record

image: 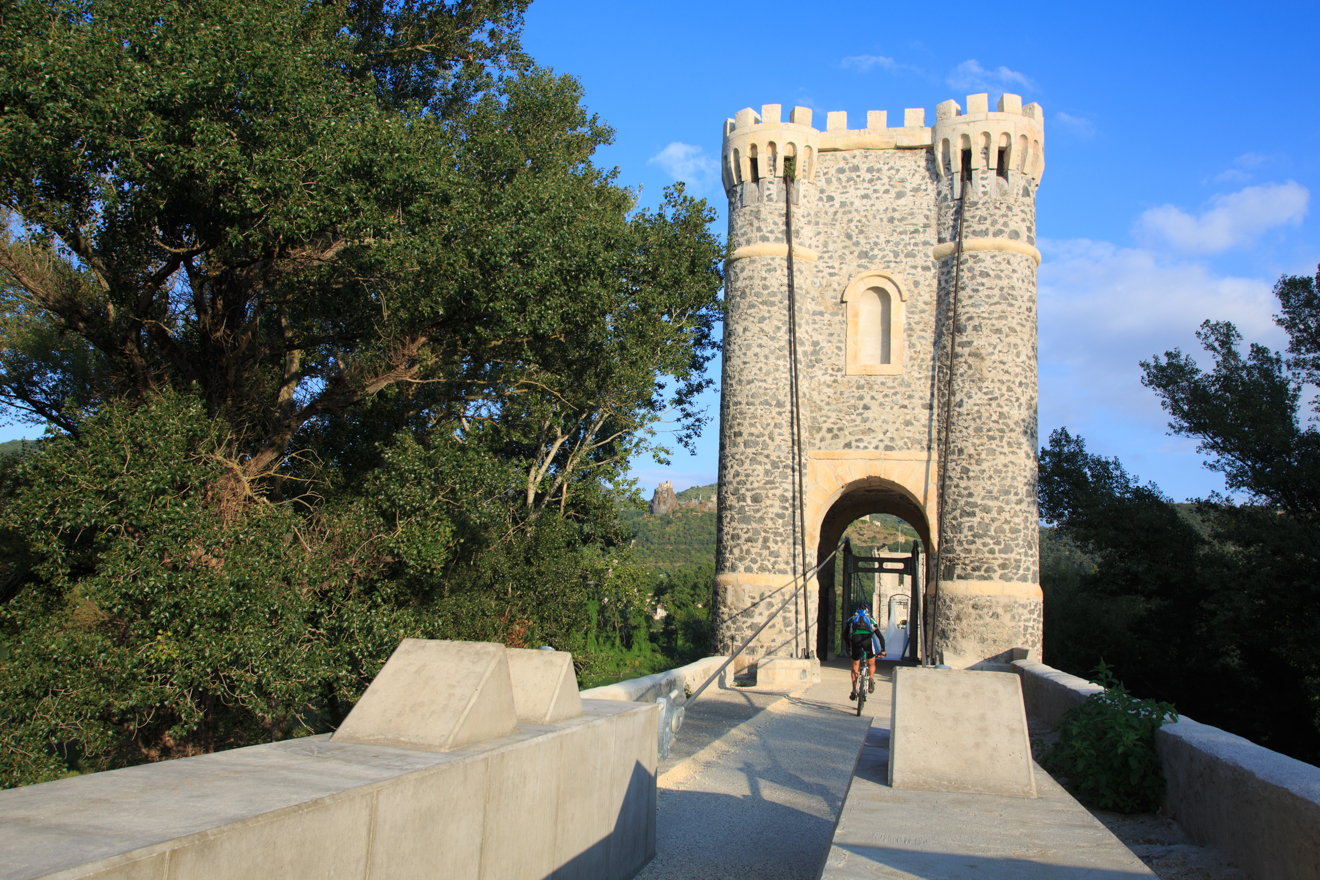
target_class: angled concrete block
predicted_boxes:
[331,639,519,752]
[367,757,489,880]
[888,667,1036,798]
[481,734,564,880]
[508,648,583,725]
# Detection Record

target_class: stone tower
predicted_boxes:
[712,94,1044,671]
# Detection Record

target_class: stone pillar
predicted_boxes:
[930,95,1045,667]
[713,106,821,668]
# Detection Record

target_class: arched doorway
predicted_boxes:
[813,478,931,660]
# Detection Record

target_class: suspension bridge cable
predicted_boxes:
[687,545,840,705]
[784,162,811,659]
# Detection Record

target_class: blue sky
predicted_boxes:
[4,0,1316,504]
[519,0,1320,501]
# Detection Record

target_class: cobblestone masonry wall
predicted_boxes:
[715,174,806,661]
[931,166,1042,665]
[714,97,1044,669]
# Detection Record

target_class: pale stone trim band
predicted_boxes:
[818,135,897,151]
[714,572,796,590]
[932,579,1043,599]
[729,243,820,263]
[809,449,933,461]
[932,238,1041,266]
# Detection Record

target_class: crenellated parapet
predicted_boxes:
[721,104,822,193]
[931,93,1044,187]
[720,104,940,195]
[721,96,1044,198]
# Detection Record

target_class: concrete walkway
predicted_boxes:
[638,664,871,879]
[644,658,1158,880]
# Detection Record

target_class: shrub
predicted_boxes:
[1043,662,1177,812]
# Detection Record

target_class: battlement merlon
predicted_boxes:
[720,94,1045,195]
[931,93,1045,184]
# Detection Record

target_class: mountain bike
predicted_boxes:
[855,658,871,716]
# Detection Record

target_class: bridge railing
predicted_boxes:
[1013,659,1320,880]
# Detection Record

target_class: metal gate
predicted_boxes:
[838,538,922,664]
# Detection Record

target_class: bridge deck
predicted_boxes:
[643,659,1159,880]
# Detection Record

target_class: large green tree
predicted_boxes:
[0,0,721,487]
[1140,266,1320,762]
[0,0,724,787]
[1037,266,1320,766]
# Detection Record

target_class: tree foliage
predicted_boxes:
[0,0,724,788]
[1039,267,1320,766]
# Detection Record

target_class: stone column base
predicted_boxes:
[713,571,818,671]
[756,657,821,687]
[932,588,1042,670]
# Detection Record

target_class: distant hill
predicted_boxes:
[621,482,717,574]
[675,484,716,505]
[840,514,920,554]
[0,439,34,458]
[623,483,922,574]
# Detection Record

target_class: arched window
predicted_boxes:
[842,272,905,376]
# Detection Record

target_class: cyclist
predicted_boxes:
[847,604,886,700]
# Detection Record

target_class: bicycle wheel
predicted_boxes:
[856,671,867,716]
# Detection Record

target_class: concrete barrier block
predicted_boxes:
[507,648,583,725]
[607,704,659,877]
[366,756,489,880]
[331,639,519,752]
[4,687,657,880]
[888,667,1037,798]
[553,716,616,880]
[167,790,374,880]
[480,734,564,880]
[52,851,169,879]
[756,657,820,686]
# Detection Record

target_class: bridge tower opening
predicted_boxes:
[815,481,929,662]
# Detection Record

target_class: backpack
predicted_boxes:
[848,608,875,634]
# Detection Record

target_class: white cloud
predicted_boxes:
[1233,152,1273,170]
[647,142,719,194]
[841,54,920,74]
[1053,111,1094,138]
[1037,238,1284,435]
[1208,153,1277,185]
[1211,168,1253,185]
[946,59,1037,95]
[1135,181,1309,254]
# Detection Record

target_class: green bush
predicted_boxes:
[1043,662,1177,812]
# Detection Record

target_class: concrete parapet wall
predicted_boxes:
[0,703,657,880]
[581,656,728,760]
[1012,659,1320,880]
[580,655,727,705]
[1157,718,1320,880]
[1010,658,1103,727]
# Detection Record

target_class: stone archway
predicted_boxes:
[810,472,932,659]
